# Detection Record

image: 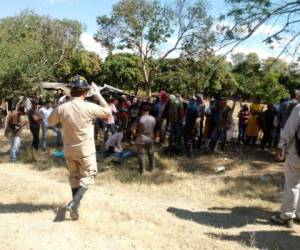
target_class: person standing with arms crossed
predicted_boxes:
[48,76,111,220]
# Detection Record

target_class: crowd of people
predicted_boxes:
[2,88,300,163]
[2,77,300,225]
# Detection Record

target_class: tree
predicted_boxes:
[55,50,102,83]
[94,0,213,96]
[0,10,82,97]
[100,53,143,94]
[255,71,289,103]
[278,62,300,94]
[220,0,300,60]
[231,52,261,98]
[204,56,238,97]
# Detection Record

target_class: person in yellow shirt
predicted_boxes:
[245,99,264,145]
[48,76,111,220]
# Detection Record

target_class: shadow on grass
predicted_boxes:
[220,173,283,203]
[0,202,56,213]
[167,206,274,229]
[166,142,277,174]
[207,230,300,250]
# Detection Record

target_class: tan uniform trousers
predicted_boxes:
[281,152,300,219]
[65,153,97,189]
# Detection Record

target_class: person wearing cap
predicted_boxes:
[27,99,42,151]
[131,103,156,174]
[48,75,111,220]
[271,103,300,228]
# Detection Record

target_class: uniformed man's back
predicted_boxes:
[49,97,111,158]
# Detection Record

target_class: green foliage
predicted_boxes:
[100,53,143,94]
[56,50,102,83]
[153,56,237,97]
[95,0,214,96]
[231,52,293,103]
[0,10,83,98]
[254,72,289,103]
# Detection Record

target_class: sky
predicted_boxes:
[0,0,290,61]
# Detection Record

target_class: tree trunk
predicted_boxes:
[141,62,151,97]
[145,82,151,97]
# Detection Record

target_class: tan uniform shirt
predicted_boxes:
[48,97,111,158]
[278,104,300,168]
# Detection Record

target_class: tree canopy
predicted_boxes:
[0,6,299,104]
[0,10,100,98]
[95,0,215,96]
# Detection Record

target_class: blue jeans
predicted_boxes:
[112,150,135,164]
[10,136,21,161]
[42,125,62,150]
[238,123,247,143]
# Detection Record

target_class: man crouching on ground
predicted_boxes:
[48,75,111,220]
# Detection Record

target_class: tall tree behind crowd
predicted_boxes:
[94,0,215,96]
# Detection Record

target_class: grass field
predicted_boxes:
[0,128,300,250]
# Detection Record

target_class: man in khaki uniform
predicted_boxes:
[272,103,300,228]
[48,76,111,220]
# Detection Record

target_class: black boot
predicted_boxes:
[67,186,87,220]
[71,187,79,198]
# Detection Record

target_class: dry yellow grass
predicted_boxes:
[0,129,300,250]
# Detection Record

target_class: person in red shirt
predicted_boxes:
[117,95,129,133]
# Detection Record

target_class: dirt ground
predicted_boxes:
[0,129,300,250]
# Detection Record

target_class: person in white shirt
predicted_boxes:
[39,100,62,151]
